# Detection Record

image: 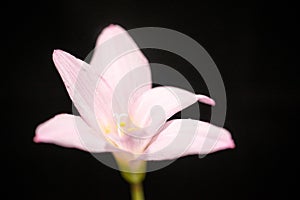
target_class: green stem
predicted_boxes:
[112,153,146,200]
[130,182,144,200]
[121,171,146,200]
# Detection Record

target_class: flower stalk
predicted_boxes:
[120,166,146,200]
[114,153,146,200]
[130,182,144,200]
[120,170,145,200]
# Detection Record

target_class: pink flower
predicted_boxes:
[34,25,235,167]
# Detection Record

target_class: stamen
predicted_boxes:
[117,127,125,137]
[119,122,126,127]
[128,127,137,132]
[104,127,111,134]
[105,137,119,148]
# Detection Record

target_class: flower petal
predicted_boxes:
[52,49,86,98]
[196,94,216,106]
[90,24,152,116]
[140,119,235,161]
[129,86,215,131]
[34,114,117,152]
[52,50,115,133]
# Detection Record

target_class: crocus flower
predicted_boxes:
[34,24,235,200]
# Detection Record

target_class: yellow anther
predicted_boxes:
[104,127,111,134]
[119,122,126,127]
[127,127,137,132]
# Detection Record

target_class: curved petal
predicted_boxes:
[34,114,117,152]
[129,86,215,131]
[140,119,235,161]
[52,50,115,133]
[196,94,216,106]
[90,24,152,117]
[52,49,86,98]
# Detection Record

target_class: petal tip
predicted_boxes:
[97,24,126,43]
[106,24,123,30]
[34,124,43,143]
[229,139,236,149]
[196,95,216,106]
[101,24,124,34]
[222,129,235,149]
[210,99,216,106]
[53,49,62,55]
[107,24,118,28]
[52,49,63,61]
[33,135,40,143]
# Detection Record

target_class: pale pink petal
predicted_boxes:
[52,50,115,133]
[129,86,215,131]
[113,133,152,154]
[90,24,152,118]
[196,94,216,106]
[140,119,235,161]
[34,114,117,152]
[52,49,86,98]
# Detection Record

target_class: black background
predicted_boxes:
[4,0,297,199]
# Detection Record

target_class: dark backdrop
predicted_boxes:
[4,0,297,199]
